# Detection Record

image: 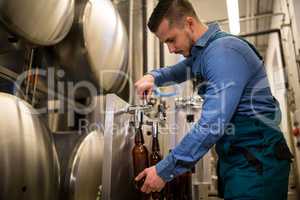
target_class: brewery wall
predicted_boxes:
[265,0,300,194]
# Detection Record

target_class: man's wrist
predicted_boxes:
[155,154,176,182]
[147,71,162,86]
[144,73,155,82]
[145,72,155,79]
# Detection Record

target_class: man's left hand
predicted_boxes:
[135,166,166,194]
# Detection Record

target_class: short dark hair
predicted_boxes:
[147,0,198,33]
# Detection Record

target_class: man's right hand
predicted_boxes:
[134,74,155,99]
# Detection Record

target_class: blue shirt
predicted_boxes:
[149,23,278,182]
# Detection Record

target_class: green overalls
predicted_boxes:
[211,33,293,200]
[216,113,292,199]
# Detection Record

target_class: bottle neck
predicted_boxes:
[135,127,144,145]
[152,137,160,152]
[152,122,160,152]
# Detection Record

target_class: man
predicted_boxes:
[134,0,292,199]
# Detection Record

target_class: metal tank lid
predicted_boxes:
[0,92,60,200]
[0,0,75,45]
[54,0,128,94]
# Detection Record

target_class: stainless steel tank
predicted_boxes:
[0,26,26,93]
[0,93,60,200]
[54,0,128,93]
[65,130,104,200]
[0,0,74,45]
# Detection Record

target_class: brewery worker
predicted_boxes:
[134,0,293,199]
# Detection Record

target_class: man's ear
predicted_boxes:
[186,17,194,26]
[185,16,195,32]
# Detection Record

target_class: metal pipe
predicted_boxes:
[297,59,300,83]
[254,0,260,46]
[206,12,285,25]
[142,0,148,75]
[0,65,19,81]
[159,42,165,68]
[128,0,134,104]
[31,67,39,106]
[250,0,256,40]
[0,65,86,110]
[282,0,298,73]
[246,0,250,32]
[296,54,300,66]
[239,29,286,69]
[24,47,35,101]
[282,0,300,197]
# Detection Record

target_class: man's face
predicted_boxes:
[155,18,194,57]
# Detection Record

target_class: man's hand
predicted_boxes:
[135,166,166,194]
[134,74,155,99]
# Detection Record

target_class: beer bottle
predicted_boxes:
[150,122,162,165]
[165,174,183,200]
[179,171,193,200]
[164,149,176,200]
[165,172,192,200]
[131,110,150,199]
[164,149,192,200]
[150,122,163,200]
[132,129,149,187]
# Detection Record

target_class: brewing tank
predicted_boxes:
[54,0,129,93]
[0,93,60,200]
[64,130,104,200]
[0,0,74,45]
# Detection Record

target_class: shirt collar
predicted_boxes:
[194,22,221,48]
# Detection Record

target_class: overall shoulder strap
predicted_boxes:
[208,31,263,61]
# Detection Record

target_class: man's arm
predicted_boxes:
[156,44,254,181]
[135,57,194,98]
[149,57,194,87]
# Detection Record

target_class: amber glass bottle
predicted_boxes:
[132,126,149,188]
[165,172,192,200]
[165,175,179,200]
[179,171,193,200]
[150,122,162,166]
[164,149,177,200]
[132,117,150,200]
[150,122,164,200]
[165,149,192,200]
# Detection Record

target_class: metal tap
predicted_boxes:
[175,96,203,109]
[158,101,167,122]
[152,121,159,138]
[134,109,143,129]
